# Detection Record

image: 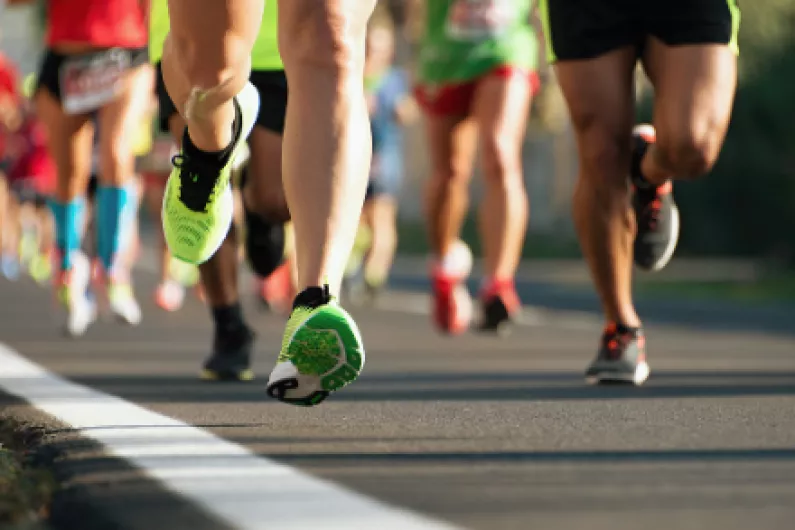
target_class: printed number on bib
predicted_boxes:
[446,0,514,41]
[60,49,130,115]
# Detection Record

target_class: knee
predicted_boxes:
[100,141,133,184]
[279,3,368,78]
[169,32,251,90]
[577,125,631,194]
[480,134,523,190]
[657,127,722,179]
[429,159,470,196]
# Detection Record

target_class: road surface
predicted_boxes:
[1,266,794,530]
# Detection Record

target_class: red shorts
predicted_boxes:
[414,66,541,117]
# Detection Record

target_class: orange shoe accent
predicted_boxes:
[479,277,521,316]
[431,266,472,335]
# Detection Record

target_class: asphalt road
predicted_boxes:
[1,267,795,530]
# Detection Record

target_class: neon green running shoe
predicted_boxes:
[162,81,260,264]
[266,285,365,407]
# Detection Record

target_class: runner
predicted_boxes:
[539,0,740,384]
[149,0,295,381]
[344,20,417,305]
[14,0,153,336]
[6,81,56,286]
[0,51,21,279]
[159,0,376,404]
[413,0,540,334]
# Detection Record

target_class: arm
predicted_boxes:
[390,70,419,126]
[394,95,419,126]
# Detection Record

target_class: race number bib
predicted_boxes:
[59,49,130,115]
[445,0,514,41]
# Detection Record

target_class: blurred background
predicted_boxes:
[3,0,794,300]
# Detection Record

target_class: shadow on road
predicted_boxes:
[23,370,794,404]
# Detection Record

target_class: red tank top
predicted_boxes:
[46,0,148,49]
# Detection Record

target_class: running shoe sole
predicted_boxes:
[267,307,364,407]
[585,361,650,386]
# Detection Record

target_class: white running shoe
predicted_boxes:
[56,251,97,337]
[109,283,142,325]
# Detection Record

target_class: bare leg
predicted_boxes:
[472,72,532,282]
[278,0,377,294]
[424,114,478,259]
[641,41,737,184]
[162,0,262,151]
[555,48,640,327]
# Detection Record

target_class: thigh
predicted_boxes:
[643,40,737,154]
[97,63,155,182]
[167,0,264,51]
[554,47,637,177]
[277,0,377,65]
[424,112,478,182]
[34,88,94,201]
[472,69,533,173]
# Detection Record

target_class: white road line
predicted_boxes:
[0,343,459,530]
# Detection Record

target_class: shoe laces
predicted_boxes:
[172,154,218,212]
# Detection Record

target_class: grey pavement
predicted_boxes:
[1,265,795,530]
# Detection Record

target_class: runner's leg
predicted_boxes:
[160,0,263,265]
[472,70,532,331]
[278,0,377,293]
[35,88,95,335]
[424,110,478,334]
[265,0,377,406]
[162,0,261,152]
[627,41,737,271]
[554,48,639,328]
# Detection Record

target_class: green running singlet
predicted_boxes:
[417,0,538,85]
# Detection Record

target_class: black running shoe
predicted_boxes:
[585,323,650,386]
[201,326,255,382]
[631,124,680,272]
[477,280,521,335]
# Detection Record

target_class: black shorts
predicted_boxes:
[10,181,49,208]
[155,63,288,136]
[37,47,149,104]
[540,0,740,62]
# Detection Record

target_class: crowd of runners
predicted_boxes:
[0,0,740,401]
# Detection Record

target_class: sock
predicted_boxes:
[48,198,85,271]
[95,184,133,275]
[181,100,241,168]
[293,285,331,310]
[211,302,246,336]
